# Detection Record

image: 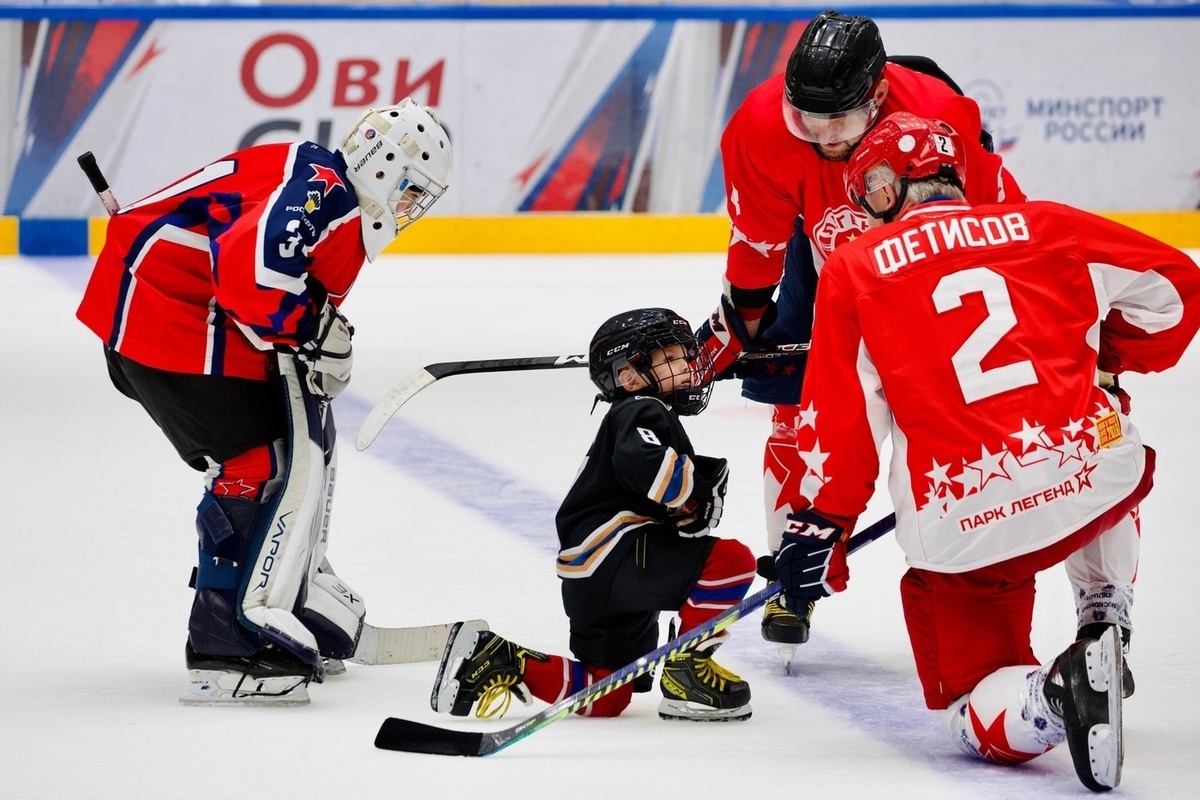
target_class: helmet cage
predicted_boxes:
[340,100,452,260]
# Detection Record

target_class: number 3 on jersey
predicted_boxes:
[933,267,1037,404]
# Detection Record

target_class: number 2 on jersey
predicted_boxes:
[933,267,1037,404]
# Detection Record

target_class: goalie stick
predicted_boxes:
[374,511,895,757]
[351,619,490,666]
[355,343,810,451]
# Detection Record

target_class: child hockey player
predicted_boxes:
[432,308,757,721]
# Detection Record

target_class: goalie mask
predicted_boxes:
[588,308,714,416]
[340,99,452,261]
[845,111,966,221]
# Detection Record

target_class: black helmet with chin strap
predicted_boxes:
[785,10,887,115]
[588,308,714,416]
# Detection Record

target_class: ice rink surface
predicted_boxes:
[3,250,1199,799]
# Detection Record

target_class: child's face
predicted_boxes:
[648,344,693,392]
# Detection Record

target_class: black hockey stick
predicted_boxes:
[374,510,895,757]
[77,151,121,217]
[354,343,810,451]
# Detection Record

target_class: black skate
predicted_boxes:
[1078,622,1134,698]
[762,596,814,673]
[658,637,751,722]
[181,642,315,706]
[431,621,547,718]
[1044,626,1124,792]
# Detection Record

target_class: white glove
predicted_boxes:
[295,301,354,401]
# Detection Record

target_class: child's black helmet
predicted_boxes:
[588,308,714,416]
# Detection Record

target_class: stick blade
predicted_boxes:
[375,717,488,756]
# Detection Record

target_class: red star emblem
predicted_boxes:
[1074,460,1099,491]
[967,705,1036,764]
[309,164,345,196]
[213,478,257,499]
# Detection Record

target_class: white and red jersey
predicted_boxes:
[720,63,1025,293]
[795,199,1200,572]
[77,142,366,380]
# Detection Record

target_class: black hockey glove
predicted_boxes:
[674,456,729,537]
[775,509,850,610]
[293,300,354,402]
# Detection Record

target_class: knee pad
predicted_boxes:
[944,665,1065,765]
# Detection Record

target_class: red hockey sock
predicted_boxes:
[523,656,633,717]
[678,537,756,632]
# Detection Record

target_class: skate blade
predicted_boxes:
[1078,628,1124,790]
[777,645,798,674]
[657,698,752,722]
[180,670,310,706]
[430,621,484,714]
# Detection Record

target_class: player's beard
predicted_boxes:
[812,141,855,161]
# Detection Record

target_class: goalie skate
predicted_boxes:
[180,644,314,707]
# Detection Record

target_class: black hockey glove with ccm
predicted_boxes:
[674,456,729,537]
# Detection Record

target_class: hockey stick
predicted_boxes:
[78,151,121,217]
[355,343,810,451]
[351,619,490,666]
[374,511,895,757]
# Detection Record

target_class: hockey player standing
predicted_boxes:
[76,100,452,704]
[773,111,1200,791]
[433,309,757,721]
[697,9,1026,654]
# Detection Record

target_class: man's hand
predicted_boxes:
[775,509,851,610]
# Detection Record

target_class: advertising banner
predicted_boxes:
[3,14,1198,216]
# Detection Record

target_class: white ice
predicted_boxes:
[3,251,1199,799]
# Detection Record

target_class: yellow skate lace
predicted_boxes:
[475,677,521,719]
[695,656,743,691]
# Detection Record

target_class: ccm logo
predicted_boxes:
[785,519,839,541]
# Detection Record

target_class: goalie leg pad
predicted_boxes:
[298,569,367,660]
[232,355,336,676]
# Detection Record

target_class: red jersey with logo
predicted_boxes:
[720,63,1025,292]
[794,200,1200,572]
[77,142,365,380]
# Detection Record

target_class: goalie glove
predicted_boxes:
[673,456,729,537]
[293,300,354,402]
[775,508,851,609]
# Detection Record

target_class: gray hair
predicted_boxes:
[904,178,966,206]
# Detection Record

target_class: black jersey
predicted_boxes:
[555,395,711,579]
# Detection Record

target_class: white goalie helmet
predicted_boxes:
[340,99,452,261]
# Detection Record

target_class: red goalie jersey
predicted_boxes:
[795,199,1200,572]
[77,142,366,381]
